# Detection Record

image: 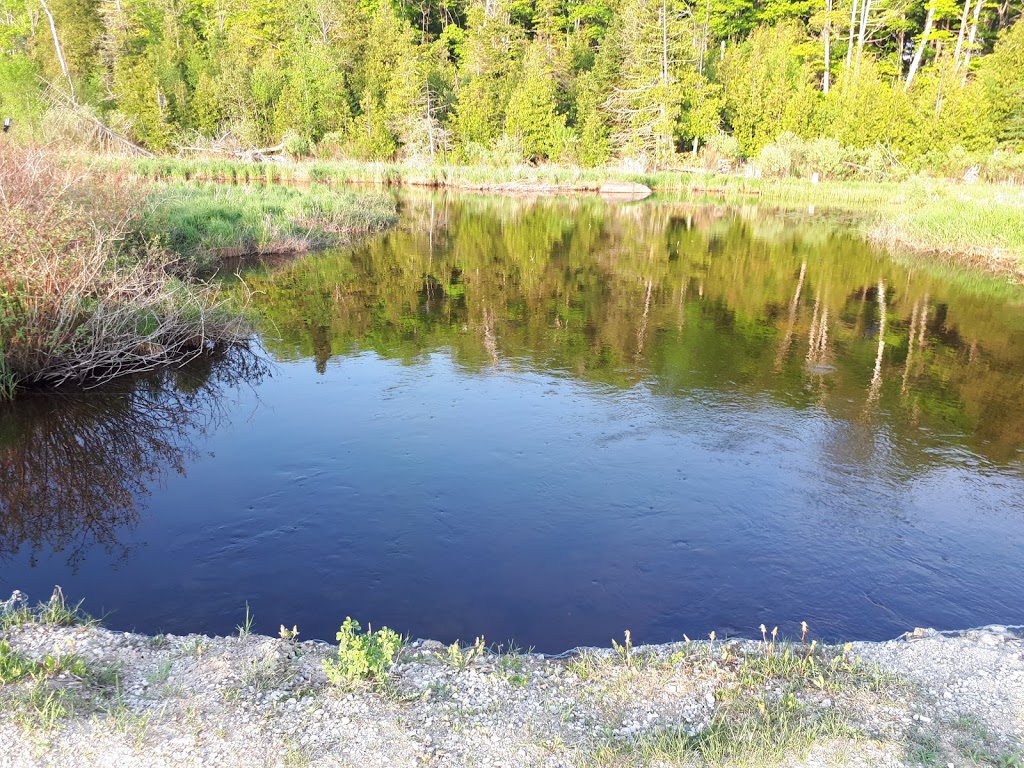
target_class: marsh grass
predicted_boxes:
[107,155,1024,278]
[143,182,398,271]
[872,191,1024,277]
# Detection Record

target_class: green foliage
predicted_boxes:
[981,17,1024,147]
[720,23,818,155]
[441,636,488,669]
[505,40,570,161]
[0,640,35,683]
[1,0,1019,168]
[322,617,402,688]
[142,182,397,269]
[453,1,522,154]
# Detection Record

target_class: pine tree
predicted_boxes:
[720,22,819,154]
[980,17,1024,146]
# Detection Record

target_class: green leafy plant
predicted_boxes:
[0,640,34,683]
[322,617,402,688]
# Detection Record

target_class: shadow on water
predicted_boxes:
[0,349,267,571]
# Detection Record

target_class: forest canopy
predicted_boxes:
[0,0,1022,169]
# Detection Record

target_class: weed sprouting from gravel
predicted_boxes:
[441,636,488,670]
[322,617,403,689]
[907,728,946,766]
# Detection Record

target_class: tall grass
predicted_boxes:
[100,155,924,206]
[0,149,250,400]
[143,183,398,271]
[97,155,1024,278]
[871,190,1024,278]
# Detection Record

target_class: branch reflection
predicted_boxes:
[0,350,267,569]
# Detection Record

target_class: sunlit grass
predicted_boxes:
[142,182,398,270]
[90,155,1024,280]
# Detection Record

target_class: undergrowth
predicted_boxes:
[0,148,251,400]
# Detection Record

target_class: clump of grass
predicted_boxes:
[441,636,488,670]
[907,728,946,766]
[0,587,92,631]
[0,640,36,683]
[626,693,856,767]
[142,182,398,271]
[322,617,403,689]
[236,602,254,639]
[602,623,906,767]
[0,148,251,400]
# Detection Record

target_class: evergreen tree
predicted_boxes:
[720,22,819,154]
[980,16,1024,146]
[453,0,522,153]
[600,0,695,167]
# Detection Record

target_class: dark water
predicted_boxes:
[3,193,1024,652]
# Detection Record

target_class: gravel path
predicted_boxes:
[1,605,1021,768]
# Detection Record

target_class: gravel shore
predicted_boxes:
[1,594,1021,768]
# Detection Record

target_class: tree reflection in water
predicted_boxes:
[0,349,267,569]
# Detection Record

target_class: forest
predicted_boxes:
[0,0,1022,171]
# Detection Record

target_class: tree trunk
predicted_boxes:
[896,26,905,76]
[39,0,74,98]
[425,85,435,160]
[846,0,860,68]
[824,0,833,92]
[960,0,984,84]
[953,0,972,68]
[904,1,935,91]
[856,0,872,67]
[660,0,671,164]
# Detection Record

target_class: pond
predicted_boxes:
[2,192,1023,652]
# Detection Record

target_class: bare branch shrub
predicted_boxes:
[0,148,251,395]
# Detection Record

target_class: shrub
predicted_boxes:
[804,137,845,179]
[758,143,792,178]
[282,131,312,159]
[322,617,402,688]
[708,132,742,162]
[0,148,249,398]
[315,131,348,160]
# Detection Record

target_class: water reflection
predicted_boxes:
[1,193,1022,647]
[0,352,265,570]
[248,193,1024,464]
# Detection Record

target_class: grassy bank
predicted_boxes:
[100,156,1024,279]
[869,191,1024,278]
[0,151,397,400]
[143,183,398,272]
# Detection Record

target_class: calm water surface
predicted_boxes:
[2,193,1023,651]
